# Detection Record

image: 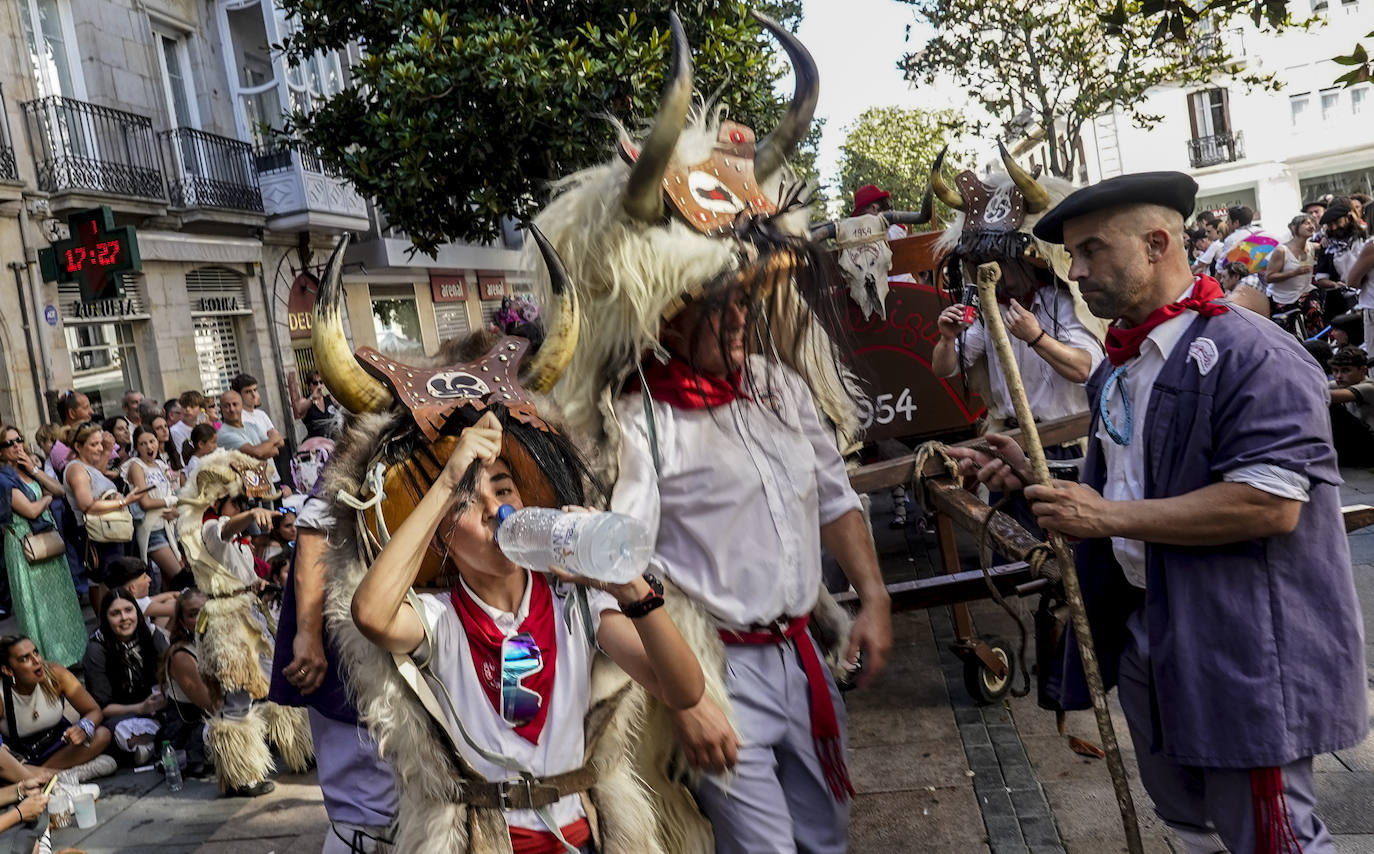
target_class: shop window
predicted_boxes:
[371,293,424,354]
[435,303,471,342]
[194,315,242,397]
[64,321,141,419]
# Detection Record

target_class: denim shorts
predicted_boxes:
[147,528,169,551]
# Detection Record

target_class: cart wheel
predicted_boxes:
[963,636,1015,705]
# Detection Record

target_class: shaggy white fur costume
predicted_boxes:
[320,413,666,854]
[176,450,313,790]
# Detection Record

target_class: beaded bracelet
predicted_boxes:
[1030,330,1048,348]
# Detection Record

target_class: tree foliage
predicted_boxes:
[835,106,971,223]
[277,2,814,255]
[899,0,1277,180]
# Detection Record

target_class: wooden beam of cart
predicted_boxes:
[848,412,1090,495]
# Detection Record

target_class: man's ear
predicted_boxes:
[1144,227,1174,263]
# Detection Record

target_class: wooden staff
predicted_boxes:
[973,263,1143,854]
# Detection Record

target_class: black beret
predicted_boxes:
[1032,171,1199,244]
[1320,200,1353,226]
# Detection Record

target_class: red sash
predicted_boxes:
[509,818,592,854]
[719,616,854,801]
[1104,275,1228,366]
[450,574,557,745]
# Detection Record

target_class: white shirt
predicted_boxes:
[1097,287,1310,588]
[611,357,862,629]
[1336,238,1374,308]
[412,577,615,832]
[955,286,1103,422]
[201,516,258,587]
[169,421,193,455]
[243,408,276,437]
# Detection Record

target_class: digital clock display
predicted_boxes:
[64,239,124,274]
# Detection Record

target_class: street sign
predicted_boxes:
[37,205,142,304]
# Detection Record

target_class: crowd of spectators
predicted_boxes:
[0,370,329,815]
[1183,192,1374,468]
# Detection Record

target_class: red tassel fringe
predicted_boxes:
[1251,767,1304,854]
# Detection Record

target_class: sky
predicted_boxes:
[783,0,972,202]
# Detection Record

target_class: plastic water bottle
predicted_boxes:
[497,506,653,584]
[161,741,183,792]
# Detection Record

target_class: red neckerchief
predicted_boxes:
[1104,275,1228,367]
[450,573,557,745]
[510,817,592,854]
[638,355,747,409]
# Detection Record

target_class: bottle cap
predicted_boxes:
[494,504,515,541]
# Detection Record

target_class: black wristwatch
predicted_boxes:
[621,572,665,619]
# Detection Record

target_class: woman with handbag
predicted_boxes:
[62,423,148,617]
[0,426,86,668]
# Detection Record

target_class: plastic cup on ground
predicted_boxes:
[73,791,97,828]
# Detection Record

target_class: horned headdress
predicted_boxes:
[529,11,862,476]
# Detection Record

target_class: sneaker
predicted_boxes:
[69,754,117,782]
[225,780,275,798]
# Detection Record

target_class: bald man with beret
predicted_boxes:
[952,172,1365,854]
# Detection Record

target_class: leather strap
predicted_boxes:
[457,766,598,810]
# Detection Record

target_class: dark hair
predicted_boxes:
[1221,260,1251,280]
[0,634,61,699]
[1227,205,1254,227]
[178,390,206,409]
[56,390,84,423]
[270,509,296,544]
[266,553,290,582]
[1331,345,1369,368]
[1349,192,1371,206]
[1196,211,1220,227]
[160,588,207,691]
[1303,339,1333,373]
[190,423,216,449]
[131,425,159,456]
[230,373,259,393]
[97,589,160,705]
[1187,228,1209,246]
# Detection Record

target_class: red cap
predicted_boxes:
[851,184,890,218]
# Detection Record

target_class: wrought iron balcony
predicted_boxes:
[161,127,263,212]
[253,140,368,230]
[1186,131,1245,169]
[0,84,17,183]
[1187,28,1247,65]
[21,96,164,199]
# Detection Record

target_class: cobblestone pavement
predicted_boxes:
[5,471,1374,852]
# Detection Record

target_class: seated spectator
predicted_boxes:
[1304,339,1334,376]
[102,557,178,630]
[125,427,186,592]
[292,371,341,440]
[169,391,204,455]
[0,635,115,779]
[258,509,295,563]
[160,589,213,778]
[1328,346,1374,467]
[1,425,86,667]
[1216,260,1270,317]
[81,590,169,766]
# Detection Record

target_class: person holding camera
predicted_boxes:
[932,275,1104,433]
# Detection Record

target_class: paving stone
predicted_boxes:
[849,787,989,851]
[983,815,1026,852]
[1020,812,1063,847]
[959,722,993,747]
[1315,771,1374,834]
[1008,786,1053,818]
[849,741,973,794]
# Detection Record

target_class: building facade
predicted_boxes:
[0,0,524,440]
[1076,0,1374,221]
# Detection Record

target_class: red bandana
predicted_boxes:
[450,573,558,745]
[638,356,747,409]
[1104,275,1228,367]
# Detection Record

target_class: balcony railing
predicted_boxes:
[21,96,164,199]
[161,127,263,212]
[254,142,340,177]
[1187,131,1245,169]
[1188,28,1247,65]
[0,83,17,183]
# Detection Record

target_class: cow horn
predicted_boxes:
[520,225,580,393]
[888,185,934,227]
[999,141,1050,213]
[752,10,819,183]
[930,147,965,211]
[311,235,394,414]
[623,13,692,223]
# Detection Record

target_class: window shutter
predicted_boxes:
[1187,93,1200,139]
[1217,88,1231,134]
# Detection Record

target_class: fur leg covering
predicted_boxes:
[392,796,471,854]
[198,595,271,697]
[207,707,273,792]
[262,702,314,772]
